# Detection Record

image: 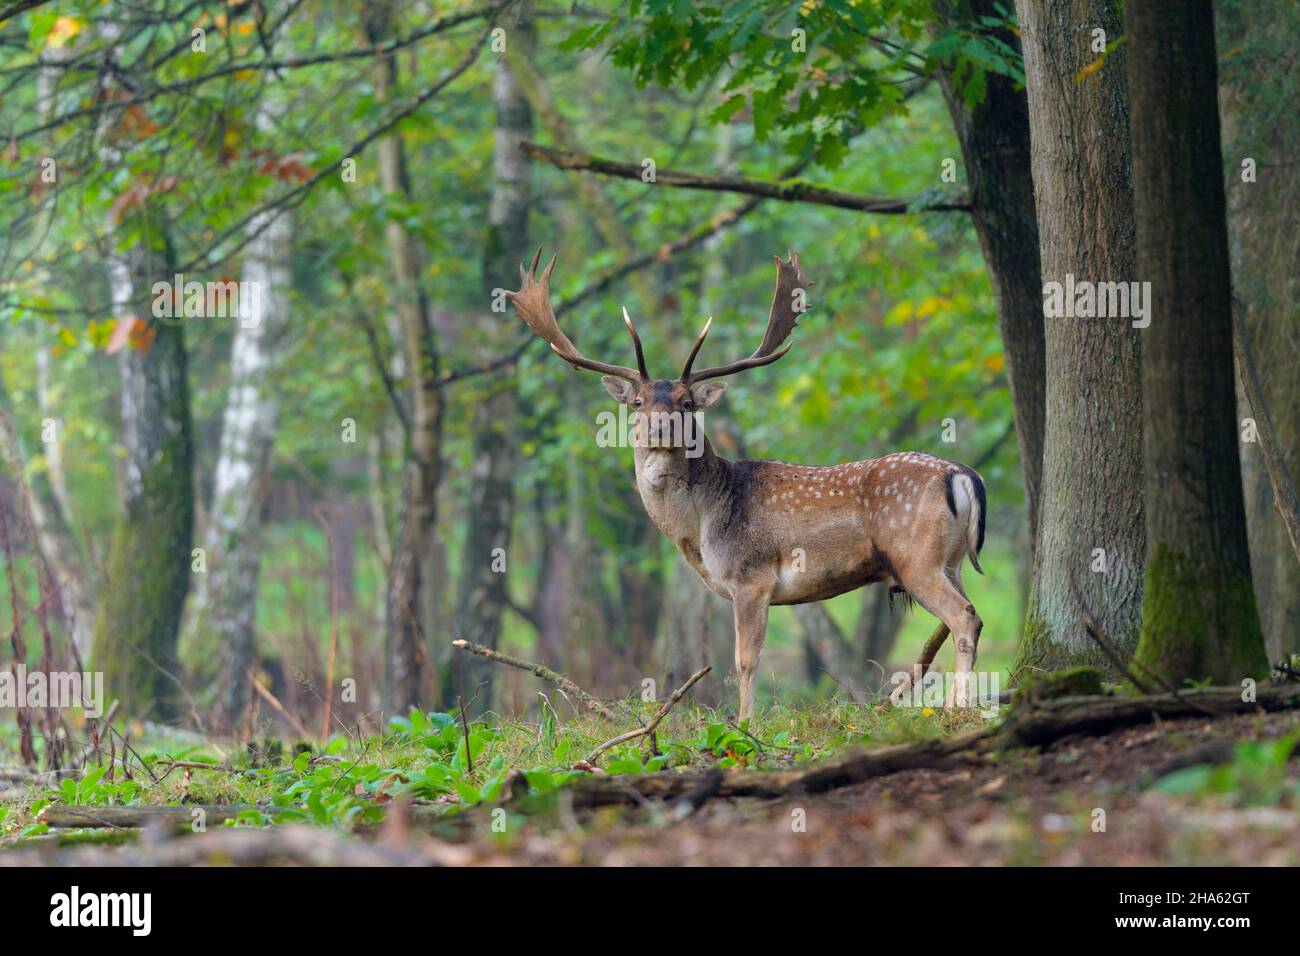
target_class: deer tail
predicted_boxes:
[945,465,987,575]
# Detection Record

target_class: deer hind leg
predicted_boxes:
[731,584,772,722]
[900,571,982,708]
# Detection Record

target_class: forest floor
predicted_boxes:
[2,687,1299,866]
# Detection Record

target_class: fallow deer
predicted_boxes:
[506,248,987,719]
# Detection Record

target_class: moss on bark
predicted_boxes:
[91,324,194,720]
[1011,598,1115,684]
[1134,545,1267,685]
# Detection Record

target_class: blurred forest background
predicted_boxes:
[0,0,1294,742]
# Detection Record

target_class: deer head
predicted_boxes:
[505,247,812,449]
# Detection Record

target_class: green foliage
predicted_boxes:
[50,764,144,807]
[1151,732,1300,807]
[566,0,1023,167]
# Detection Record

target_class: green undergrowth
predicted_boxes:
[0,697,992,841]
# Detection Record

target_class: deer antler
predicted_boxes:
[682,251,811,383]
[506,247,648,382]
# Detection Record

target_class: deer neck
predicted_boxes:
[632,433,727,545]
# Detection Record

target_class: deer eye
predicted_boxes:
[634,397,643,408]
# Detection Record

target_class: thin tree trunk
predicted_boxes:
[856,584,904,679]
[1011,0,1144,680]
[187,204,291,729]
[933,0,1046,556]
[1126,0,1267,681]
[11,47,95,656]
[449,3,535,712]
[533,491,572,670]
[367,2,445,714]
[796,602,858,693]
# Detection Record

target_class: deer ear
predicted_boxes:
[693,381,728,408]
[601,376,638,404]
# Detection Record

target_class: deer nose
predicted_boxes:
[642,409,678,443]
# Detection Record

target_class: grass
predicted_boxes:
[0,695,994,842]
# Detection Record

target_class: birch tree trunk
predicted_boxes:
[448,4,534,712]
[1011,0,1145,680]
[1126,0,1267,682]
[186,206,291,728]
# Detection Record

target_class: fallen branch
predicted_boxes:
[37,804,271,829]
[557,726,992,808]
[523,143,972,214]
[998,682,1300,748]
[451,639,615,719]
[586,667,711,764]
[1,824,489,867]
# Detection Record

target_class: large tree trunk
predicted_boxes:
[186,205,291,729]
[1126,0,1267,682]
[92,233,194,720]
[449,5,535,713]
[367,3,445,714]
[1218,0,1300,662]
[1011,0,1144,679]
[933,0,1046,557]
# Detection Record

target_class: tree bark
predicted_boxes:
[1217,0,1300,662]
[1011,0,1145,681]
[933,0,1046,555]
[1008,0,1144,681]
[187,204,291,729]
[367,2,444,714]
[1126,0,1267,682]
[449,4,534,713]
[92,233,194,720]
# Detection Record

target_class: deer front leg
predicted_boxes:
[731,584,772,722]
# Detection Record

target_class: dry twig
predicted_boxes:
[586,667,711,764]
[451,639,615,719]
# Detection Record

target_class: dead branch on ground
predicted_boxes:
[586,667,711,764]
